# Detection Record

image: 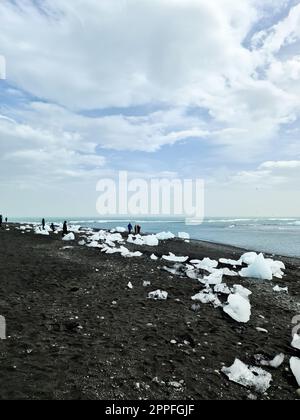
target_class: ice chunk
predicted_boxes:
[192,258,218,272]
[232,285,252,299]
[223,294,251,323]
[222,268,238,277]
[78,240,86,246]
[291,334,300,350]
[191,290,222,308]
[34,227,49,236]
[239,253,273,280]
[162,253,189,263]
[127,282,133,289]
[202,270,223,285]
[267,259,286,279]
[155,231,175,241]
[219,258,242,266]
[214,283,231,295]
[150,254,158,261]
[178,232,190,240]
[257,353,285,369]
[115,227,126,233]
[273,285,288,293]
[148,290,168,300]
[222,359,272,393]
[240,252,258,265]
[62,232,76,241]
[290,357,300,386]
[143,235,159,247]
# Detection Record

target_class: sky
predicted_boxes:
[0,0,300,218]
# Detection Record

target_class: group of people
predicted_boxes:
[127,223,141,235]
[0,215,8,228]
[42,219,69,237]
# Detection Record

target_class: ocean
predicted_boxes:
[12,216,300,258]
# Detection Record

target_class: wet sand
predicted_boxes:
[0,224,299,400]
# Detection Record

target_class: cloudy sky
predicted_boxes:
[0,0,300,218]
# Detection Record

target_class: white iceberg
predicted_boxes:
[222,359,272,393]
[239,253,273,281]
[223,294,251,323]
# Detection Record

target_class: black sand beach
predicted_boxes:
[0,225,299,400]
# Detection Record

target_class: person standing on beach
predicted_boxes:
[128,223,133,234]
[42,218,46,230]
[5,217,7,224]
[62,221,68,237]
[0,215,2,228]
[50,223,56,233]
[137,224,141,234]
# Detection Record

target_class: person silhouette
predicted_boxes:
[62,221,68,237]
[0,215,2,228]
[128,223,133,234]
[42,218,46,230]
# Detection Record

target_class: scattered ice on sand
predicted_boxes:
[178,232,190,240]
[273,285,288,293]
[150,254,158,261]
[239,253,273,281]
[162,253,189,263]
[128,234,159,247]
[223,294,251,323]
[222,359,272,393]
[62,233,75,241]
[290,357,300,386]
[291,334,300,350]
[256,353,285,369]
[148,290,168,300]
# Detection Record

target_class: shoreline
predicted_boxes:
[0,224,299,400]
